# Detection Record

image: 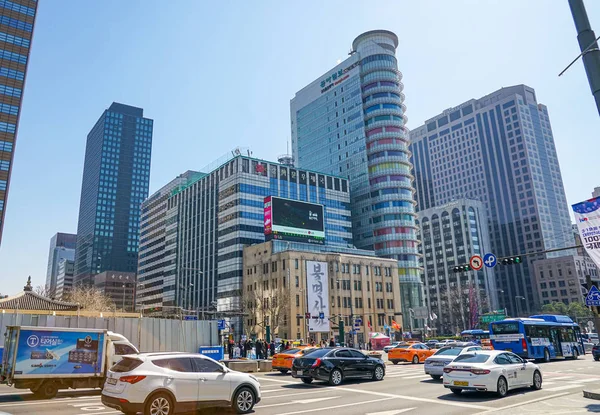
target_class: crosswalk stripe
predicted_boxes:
[543,384,583,392]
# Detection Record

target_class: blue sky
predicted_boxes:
[1,0,599,294]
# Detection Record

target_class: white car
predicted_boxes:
[383,342,406,353]
[443,350,542,397]
[101,352,261,415]
[424,343,482,380]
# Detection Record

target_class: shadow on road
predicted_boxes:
[586,404,600,413]
[437,387,540,404]
[0,388,100,403]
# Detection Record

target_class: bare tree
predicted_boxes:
[64,286,116,312]
[34,285,52,298]
[438,283,488,335]
[264,283,290,338]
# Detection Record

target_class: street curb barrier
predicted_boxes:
[258,360,272,372]
[583,389,600,400]
[228,361,258,373]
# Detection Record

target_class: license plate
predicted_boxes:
[454,381,468,386]
[107,378,117,385]
[296,370,303,376]
[433,362,445,366]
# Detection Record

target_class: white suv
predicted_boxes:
[101,352,261,415]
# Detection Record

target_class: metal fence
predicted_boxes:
[0,313,218,353]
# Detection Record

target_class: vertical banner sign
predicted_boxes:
[573,197,600,269]
[306,261,330,332]
[264,196,272,236]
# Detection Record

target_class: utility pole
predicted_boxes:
[567,0,600,116]
[586,275,600,335]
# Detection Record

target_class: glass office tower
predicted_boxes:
[291,30,422,329]
[0,0,38,246]
[74,103,153,286]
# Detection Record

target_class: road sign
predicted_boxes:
[480,313,505,324]
[184,315,198,321]
[483,253,497,268]
[469,255,483,271]
[585,285,600,306]
[319,312,325,319]
[355,318,362,324]
[218,319,226,330]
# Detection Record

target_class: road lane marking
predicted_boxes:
[366,409,416,415]
[262,397,395,414]
[76,412,119,415]
[547,376,573,380]
[293,397,339,404]
[571,378,599,383]
[401,375,431,379]
[543,384,583,392]
[474,392,571,414]
[262,389,334,399]
[258,375,492,410]
[0,397,100,408]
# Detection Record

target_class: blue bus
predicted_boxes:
[460,329,492,349]
[489,314,585,362]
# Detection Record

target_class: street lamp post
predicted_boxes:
[515,296,525,317]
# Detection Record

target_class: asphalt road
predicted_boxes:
[0,355,599,415]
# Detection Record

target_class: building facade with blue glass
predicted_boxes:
[0,0,38,247]
[45,232,77,297]
[74,103,153,286]
[410,85,573,316]
[159,153,352,334]
[291,30,422,329]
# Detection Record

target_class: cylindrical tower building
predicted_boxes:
[353,31,422,328]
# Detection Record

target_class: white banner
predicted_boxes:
[573,197,600,269]
[306,261,330,332]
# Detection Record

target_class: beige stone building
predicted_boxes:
[243,241,402,345]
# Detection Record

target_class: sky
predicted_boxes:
[0,0,599,294]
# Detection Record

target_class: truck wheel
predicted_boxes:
[35,381,59,399]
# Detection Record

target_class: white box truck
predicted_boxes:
[0,326,138,398]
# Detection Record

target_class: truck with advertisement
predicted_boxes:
[0,326,138,399]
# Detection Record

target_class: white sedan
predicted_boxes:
[443,350,542,397]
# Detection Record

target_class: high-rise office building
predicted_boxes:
[74,103,153,286]
[136,170,203,313]
[138,151,353,336]
[45,232,77,296]
[410,85,573,316]
[0,0,38,246]
[290,30,422,329]
[55,258,75,300]
[416,199,497,334]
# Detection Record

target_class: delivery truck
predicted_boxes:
[0,326,138,399]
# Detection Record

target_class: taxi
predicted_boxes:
[272,346,318,374]
[388,342,436,365]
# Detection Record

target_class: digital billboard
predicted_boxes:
[264,196,325,244]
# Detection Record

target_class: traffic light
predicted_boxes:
[501,256,522,265]
[452,265,471,273]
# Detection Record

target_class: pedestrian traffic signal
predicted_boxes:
[501,256,522,265]
[305,312,311,319]
[452,265,471,273]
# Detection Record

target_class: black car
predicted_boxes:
[291,347,385,386]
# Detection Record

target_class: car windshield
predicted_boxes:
[394,343,409,349]
[434,347,463,356]
[453,354,490,364]
[302,348,318,355]
[301,348,331,358]
[281,348,301,354]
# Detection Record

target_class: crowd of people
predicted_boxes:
[225,337,373,359]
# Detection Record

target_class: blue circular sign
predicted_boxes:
[483,253,497,268]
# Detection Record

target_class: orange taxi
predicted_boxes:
[387,342,436,365]
[272,346,318,374]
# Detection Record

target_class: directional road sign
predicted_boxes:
[218,319,226,330]
[470,255,483,271]
[483,253,497,268]
[319,312,325,319]
[355,318,362,324]
[585,285,600,307]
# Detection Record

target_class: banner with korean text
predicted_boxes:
[573,196,600,269]
[306,261,330,332]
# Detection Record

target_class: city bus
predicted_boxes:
[489,314,585,362]
[460,329,493,349]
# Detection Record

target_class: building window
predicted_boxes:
[295,276,299,288]
[296,295,300,307]
[271,261,277,272]
[295,259,299,269]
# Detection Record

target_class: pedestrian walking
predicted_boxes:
[329,337,335,347]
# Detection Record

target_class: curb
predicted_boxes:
[583,389,600,400]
